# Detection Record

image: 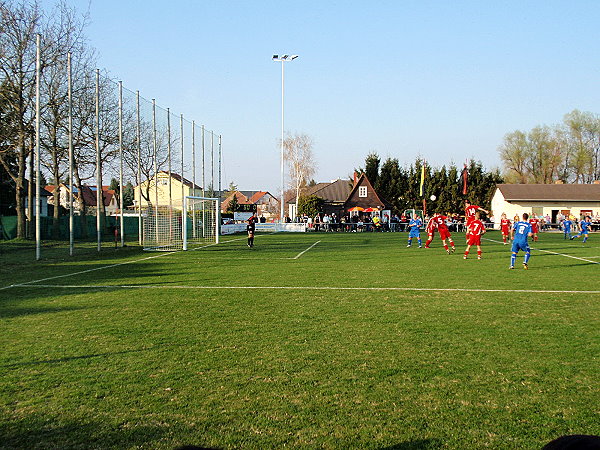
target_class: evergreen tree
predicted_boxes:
[123,182,134,208]
[364,152,380,186]
[297,195,324,217]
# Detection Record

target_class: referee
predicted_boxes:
[247,216,256,248]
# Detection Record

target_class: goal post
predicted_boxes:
[142,196,219,251]
[183,196,220,250]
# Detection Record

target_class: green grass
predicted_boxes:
[1,231,599,449]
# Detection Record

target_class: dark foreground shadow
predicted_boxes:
[0,414,166,449]
[380,439,443,449]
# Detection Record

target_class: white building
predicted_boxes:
[491,184,600,226]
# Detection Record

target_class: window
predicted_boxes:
[158,179,168,186]
[359,186,367,197]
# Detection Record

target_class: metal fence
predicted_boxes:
[21,35,222,258]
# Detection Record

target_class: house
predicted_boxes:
[221,190,279,220]
[287,175,389,218]
[45,184,118,215]
[491,183,600,225]
[134,171,203,209]
[23,181,51,217]
[344,174,388,214]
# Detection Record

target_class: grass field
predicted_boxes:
[1,230,599,449]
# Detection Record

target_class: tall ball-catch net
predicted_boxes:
[142,197,219,251]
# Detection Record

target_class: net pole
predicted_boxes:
[218,135,222,239]
[119,81,124,247]
[96,68,101,252]
[152,99,158,244]
[167,108,172,240]
[180,114,184,241]
[192,121,197,238]
[68,52,74,256]
[201,125,205,237]
[211,131,214,196]
[180,114,184,204]
[136,91,142,245]
[35,34,41,260]
[182,196,188,250]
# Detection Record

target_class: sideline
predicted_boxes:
[483,238,600,265]
[7,284,600,294]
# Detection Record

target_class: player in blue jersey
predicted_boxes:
[406,216,423,248]
[562,217,573,239]
[510,213,533,270]
[570,216,591,243]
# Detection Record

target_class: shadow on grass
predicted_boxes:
[0,414,167,449]
[380,439,443,449]
[2,347,155,369]
[0,305,85,320]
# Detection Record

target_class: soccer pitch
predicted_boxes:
[1,231,599,449]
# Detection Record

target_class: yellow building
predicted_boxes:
[134,171,203,209]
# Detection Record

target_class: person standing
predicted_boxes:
[562,217,573,240]
[500,213,511,245]
[406,216,423,248]
[510,213,533,270]
[247,216,256,248]
[463,212,486,260]
[529,214,540,242]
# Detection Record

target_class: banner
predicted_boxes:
[419,163,426,197]
[459,165,468,195]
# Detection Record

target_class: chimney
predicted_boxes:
[353,171,358,186]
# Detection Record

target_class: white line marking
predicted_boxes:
[483,238,600,265]
[0,237,246,291]
[289,240,321,260]
[8,284,600,294]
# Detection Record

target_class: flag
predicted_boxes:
[419,163,426,197]
[459,165,468,195]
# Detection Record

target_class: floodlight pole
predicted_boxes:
[35,34,41,260]
[272,54,298,222]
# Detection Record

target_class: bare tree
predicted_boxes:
[498,130,529,183]
[0,0,44,238]
[283,133,316,210]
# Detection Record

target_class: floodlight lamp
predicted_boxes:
[290,55,299,60]
[282,54,289,59]
[272,54,278,60]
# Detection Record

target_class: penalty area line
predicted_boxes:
[287,240,321,260]
[7,284,600,295]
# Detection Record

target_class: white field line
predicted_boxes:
[483,238,600,265]
[288,240,321,260]
[0,237,246,291]
[7,284,600,294]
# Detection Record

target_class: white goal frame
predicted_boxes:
[182,196,220,250]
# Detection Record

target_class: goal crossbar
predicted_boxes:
[183,196,220,250]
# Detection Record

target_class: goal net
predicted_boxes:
[142,197,219,251]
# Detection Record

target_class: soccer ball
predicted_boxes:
[430,195,436,201]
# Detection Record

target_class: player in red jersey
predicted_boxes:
[529,215,540,241]
[464,200,489,243]
[463,212,486,260]
[426,213,456,254]
[500,213,511,245]
[424,216,436,248]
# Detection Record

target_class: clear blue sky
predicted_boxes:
[47,0,600,193]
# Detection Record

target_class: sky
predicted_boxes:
[43,0,600,193]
